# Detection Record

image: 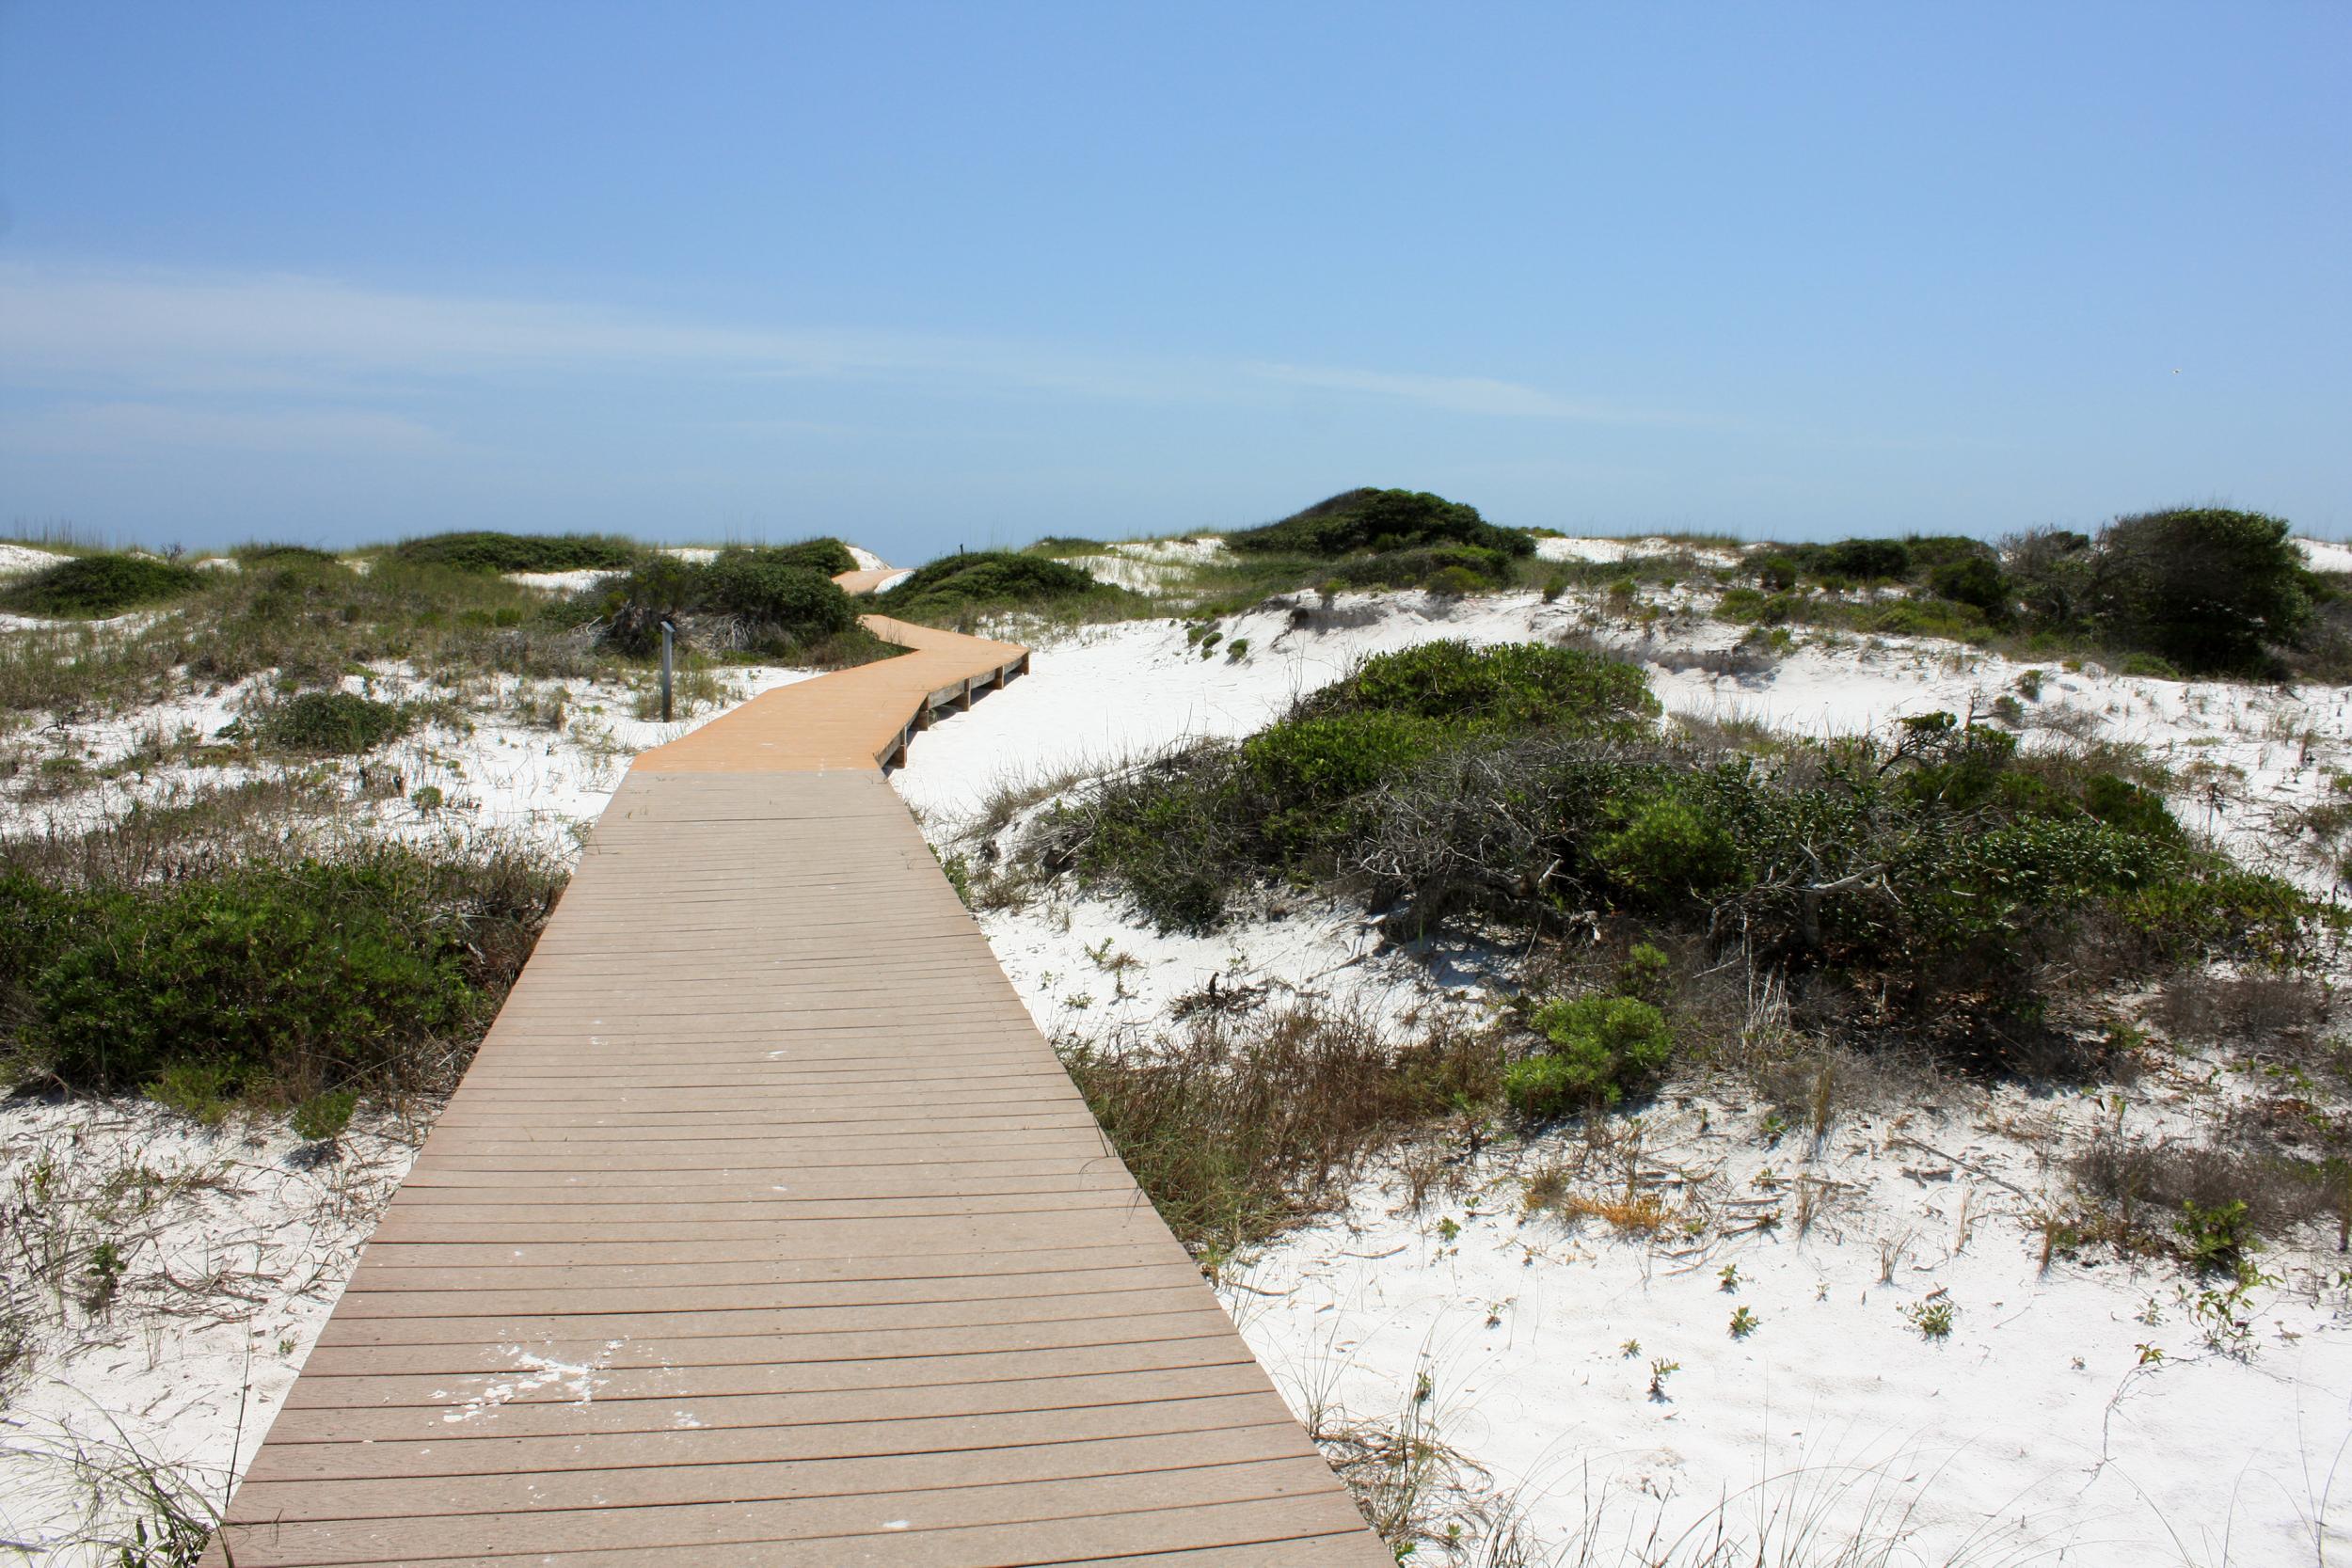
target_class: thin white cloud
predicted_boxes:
[2,400,451,456]
[0,258,1660,426]
[1245,361,1613,420]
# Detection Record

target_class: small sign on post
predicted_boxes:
[659,621,675,723]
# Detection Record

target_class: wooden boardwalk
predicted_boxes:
[204,594,1387,1565]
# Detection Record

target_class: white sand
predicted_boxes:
[0,542,68,579]
[2299,537,2352,576]
[1534,535,1744,569]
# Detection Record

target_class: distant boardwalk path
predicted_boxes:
[204,588,1387,1565]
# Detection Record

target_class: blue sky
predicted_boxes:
[1,2,2345,559]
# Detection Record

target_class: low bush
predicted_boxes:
[388,531,640,574]
[1506,995,1673,1114]
[0,554,203,616]
[0,842,560,1100]
[1025,639,2332,1068]
[1228,488,1534,559]
[250,690,415,754]
[1298,639,1658,736]
[1592,796,1742,909]
[1039,642,1662,929]
[576,548,859,657]
[290,1088,358,1143]
[745,537,860,577]
[2086,507,2312,673]
[700,549,858,636]
[885,550,1103,613]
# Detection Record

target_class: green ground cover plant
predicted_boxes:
[0,814,562,1104]
[385,531,642,574]
[0,555,204,617]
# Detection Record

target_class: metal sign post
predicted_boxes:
[660,621,675,722]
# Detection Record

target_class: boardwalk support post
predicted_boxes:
[660,620,675,722]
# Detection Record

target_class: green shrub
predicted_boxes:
[885,550,1119,623]
[291,1088,358,1143]
[388,531,639,574]
[575,550,857,657]
[1620,942,1672,999]
[2117,651,2184,680]
[1929,556,2010,618]
[1242,711,1454,854]
[1803,538,1911,581]
[1229,488,1534,559]
[0,554,203,616]
[1717,586,1799,626]
[13,864,470,1090]
[1302,641,1658,736]
[1507,995,1672,1113]
[2089,508,2312,673]
[253,691,414,754]
[2177,1197,2253,1273]
[701,550,856,640]
[747,537,860,577]
[1594,798,1741,907]
[147,1061,239,1125]
[1,847,551,1096]
[2083,773,2183,841]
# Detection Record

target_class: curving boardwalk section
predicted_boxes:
[204,587,1386,1565]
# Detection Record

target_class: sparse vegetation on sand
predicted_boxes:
[1061,1000,1498,1255]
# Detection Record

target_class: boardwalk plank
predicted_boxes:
[203,610,1384,1565]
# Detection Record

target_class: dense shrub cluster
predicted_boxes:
[573,546,858,657]
[1228,488,1535,559]
[388,531,641,574]
[883,549,1136,626]
[249,690,415,754]
[1033,641,1658,929]
[2076,508,2313,672]
[0,554,204,616]
[0,843,560,1100]
[1027,642,2326,1071]
[1742,510,2316,676]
